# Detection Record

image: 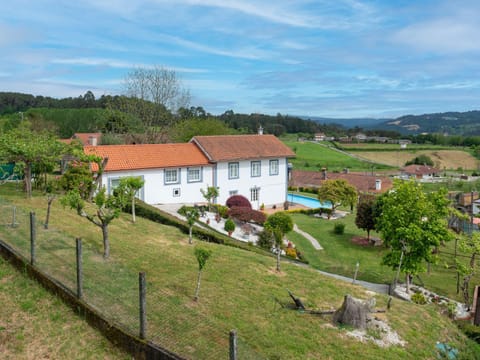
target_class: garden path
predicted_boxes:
[293,224,323,250]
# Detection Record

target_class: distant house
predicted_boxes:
[290,169,393,194]
[314,132,326,141]
[354,133,367,142]
[84,134,295,208]
[60,133,102,146]
[401,165,440,180]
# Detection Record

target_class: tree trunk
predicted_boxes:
[405,273,411,293]
[131,197,136,223]
[276,245,281,272]
[102,224,110,259]
[367,229,370,242]
[333,295,372,330]
[189,226,193,244]
[44,197,54,229]
[194,270,202,301]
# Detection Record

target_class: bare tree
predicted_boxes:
[125,66,190,113]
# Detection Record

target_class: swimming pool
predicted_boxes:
[287,193,332,209]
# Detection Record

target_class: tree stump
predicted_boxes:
[333,295,375,330]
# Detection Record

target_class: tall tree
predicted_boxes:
[193,247,212,301]
[0,125,65,198]
[355,194,376,242]
[375,180,454,292]
[318,179,358,215]
[121,66,191,142]
[61,188,125,259]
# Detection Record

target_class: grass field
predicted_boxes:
[287,208,480,302]
[283,140,394,172]
[0,184,479,359]
[0,257,129,359]
[281,138,479,171]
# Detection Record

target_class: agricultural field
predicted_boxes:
[282,140,394,172]
[354,150,479,171]
[282,138,479,171]
[0,184,479,359]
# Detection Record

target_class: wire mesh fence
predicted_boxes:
[0,202,265,359]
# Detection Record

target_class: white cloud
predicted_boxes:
[393,18,480,54]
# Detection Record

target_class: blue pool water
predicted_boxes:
[288,194,332,209]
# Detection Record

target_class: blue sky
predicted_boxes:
[1,0,480,119]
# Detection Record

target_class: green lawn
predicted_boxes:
[283,140,394,172]
[288,210,480,302]
[0,257,129,359]
[0,183,479,359]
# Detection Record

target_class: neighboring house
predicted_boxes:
[290,169,393,194]
[61,133,102,146]
[401,165,440,180]
[314,132,326,141]
[190,135,295,209]
[84,134,295,208]
[84,143,213,204]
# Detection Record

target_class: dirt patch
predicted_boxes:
[351,236,371,246]
[355,150,478,170]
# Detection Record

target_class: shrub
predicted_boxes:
[228,207,266,224]
[257,229,274,250]
[411,292,427,305]
[333,222,345,235]
[226,195,252,209]
[212,204,229,218]
[285,247,297,259]
[224,218,236,233]
[457,320,480,343]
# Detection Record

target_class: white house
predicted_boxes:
[191,135,295,209]
[84,143,214,205]
[84,134,295,208]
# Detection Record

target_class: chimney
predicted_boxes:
[375,179,382,191]
[322,168,327,180]
[258,125,263,135]
[88,136,97,146]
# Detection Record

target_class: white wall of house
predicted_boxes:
[101,166,214,204]
[214,157,289,209]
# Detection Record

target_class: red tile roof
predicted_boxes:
[73,133,102,145]
[191,134,295,162]
[290,170,393,194]
[84,144,210,172]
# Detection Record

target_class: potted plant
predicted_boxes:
[224,218,236,236]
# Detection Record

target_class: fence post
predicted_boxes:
[229,330,237,360]
[30,212,36,265]
[139,272,146,339]
[12,206,17,228]
[76,238,83,299]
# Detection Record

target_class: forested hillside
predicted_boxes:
[373,110,480,136]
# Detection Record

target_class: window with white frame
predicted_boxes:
[269,159,279,176]
[251,161,261,177]
[165,169,179,184]
[108,178,121,194]
[250,187,260,202]
[228,162,239,179]
[187,167,202,182]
